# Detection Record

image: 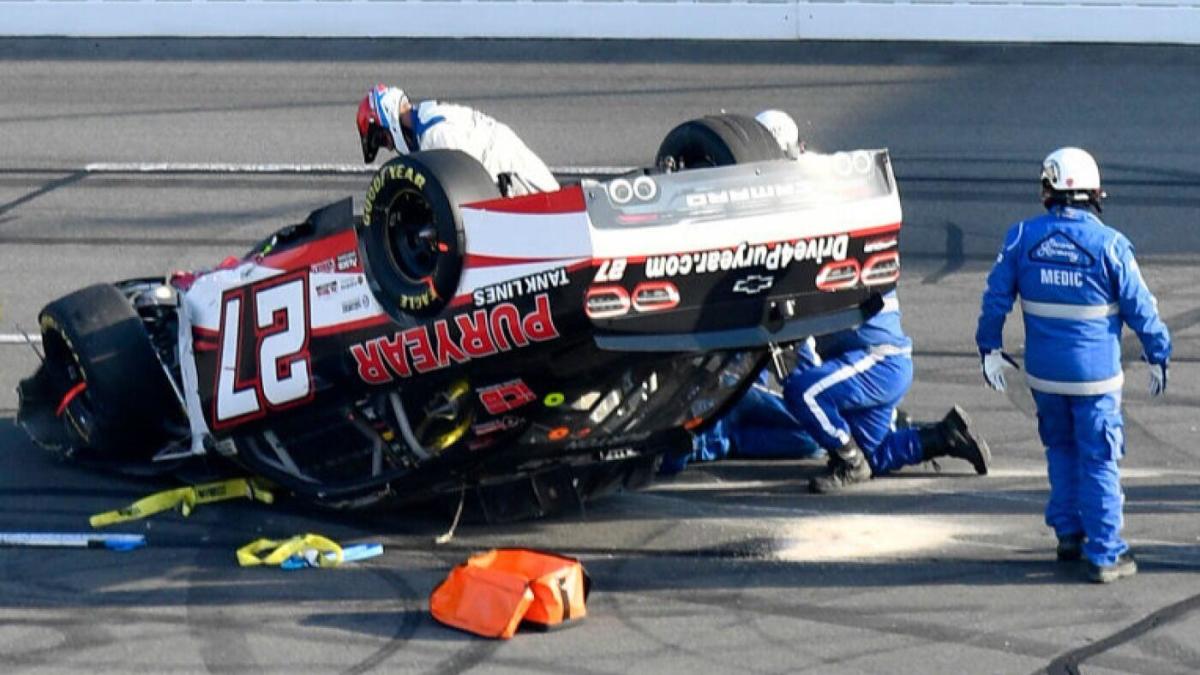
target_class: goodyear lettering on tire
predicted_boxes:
[363,165,427,227]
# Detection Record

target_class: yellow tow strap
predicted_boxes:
[89,478,275,528]
[236,533,344,568]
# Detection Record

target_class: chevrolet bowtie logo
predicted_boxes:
[733,275,774,295]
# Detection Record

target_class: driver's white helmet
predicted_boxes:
[755,109,801,159]
[1041,147,1104,208]
[357,85,411,161]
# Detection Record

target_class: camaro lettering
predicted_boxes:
[350,294,559,384]
[472,267,569,307]
[645,235,849,279]
[1040,268,1083,288]
[683,180,815,209]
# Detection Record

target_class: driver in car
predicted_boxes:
[356,84,559,196]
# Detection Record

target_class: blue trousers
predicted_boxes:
[724,384,821,459]
[1032,390,1127,567]
[782,349,923,474]
[662,376,822,475]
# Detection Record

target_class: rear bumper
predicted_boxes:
[594,293,883,352]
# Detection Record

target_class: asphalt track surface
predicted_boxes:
[1,39,1199,674]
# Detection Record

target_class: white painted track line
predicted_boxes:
[82,162,637,175]
[1,334,42,345]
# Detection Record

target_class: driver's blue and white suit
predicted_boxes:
[976,205,1171,567]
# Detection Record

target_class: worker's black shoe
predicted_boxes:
[1056,533,1084,562]
[1087,552,1137,584]
[919,406,991,475]
[809,442,872,494]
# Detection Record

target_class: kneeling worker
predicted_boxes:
[753,109,991,493]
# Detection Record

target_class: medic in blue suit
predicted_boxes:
[975,147,1171,584]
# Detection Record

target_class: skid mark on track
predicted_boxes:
[0,170,86,219]
[604,520,754,669]
[341,567,423,675]
[431,641,502,675]
[0,617,117,669]
[1124,408,1197,465]
[677,588,1167,673]
[186,561,259,674]
[1042,591,1200,675]
[1123,304,1200,358]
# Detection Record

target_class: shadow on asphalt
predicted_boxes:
[5,412,1200,608]
[4,414,1199,528]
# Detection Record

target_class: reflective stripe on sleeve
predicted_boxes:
[1021,299,1118,320]
[1026,372,1124,396]
[869,344,912,357]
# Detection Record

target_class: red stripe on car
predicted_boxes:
[311,314,391,337]
[463,186,586,214]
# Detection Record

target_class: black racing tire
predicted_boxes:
[358,150,500,317]
[38,284,181,459]
[655,113,784,170]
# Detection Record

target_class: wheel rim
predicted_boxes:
[383,187,440,283]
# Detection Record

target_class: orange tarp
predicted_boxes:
[430,548,590,639]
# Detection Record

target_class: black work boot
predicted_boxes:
[1057,533,1084,562]
[809,441,872,494]
[918,406,991,475]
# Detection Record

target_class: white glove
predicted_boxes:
[1147,361,1168,398]
[980,349,1019,392]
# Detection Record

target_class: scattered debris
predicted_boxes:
[0,532,145,551]
[90,478,274,527]
[237,533,383,569]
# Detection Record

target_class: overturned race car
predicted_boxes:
[18,115,903,521]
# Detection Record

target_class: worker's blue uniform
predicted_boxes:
[976,205,1170,567]
[782,290,924,474]
[662,352,823,476]
[717,371,822,458]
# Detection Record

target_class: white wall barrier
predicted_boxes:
[1,0,1198,44]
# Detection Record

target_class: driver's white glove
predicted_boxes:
[1147,360,1168,398]
[980,349,1019,392]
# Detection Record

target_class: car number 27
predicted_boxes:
[213,271,313,427]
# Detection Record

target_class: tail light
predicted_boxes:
[816,260,860,292]
[631,281,680,313]
[585,286,630,319]
[861,252,900,286]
